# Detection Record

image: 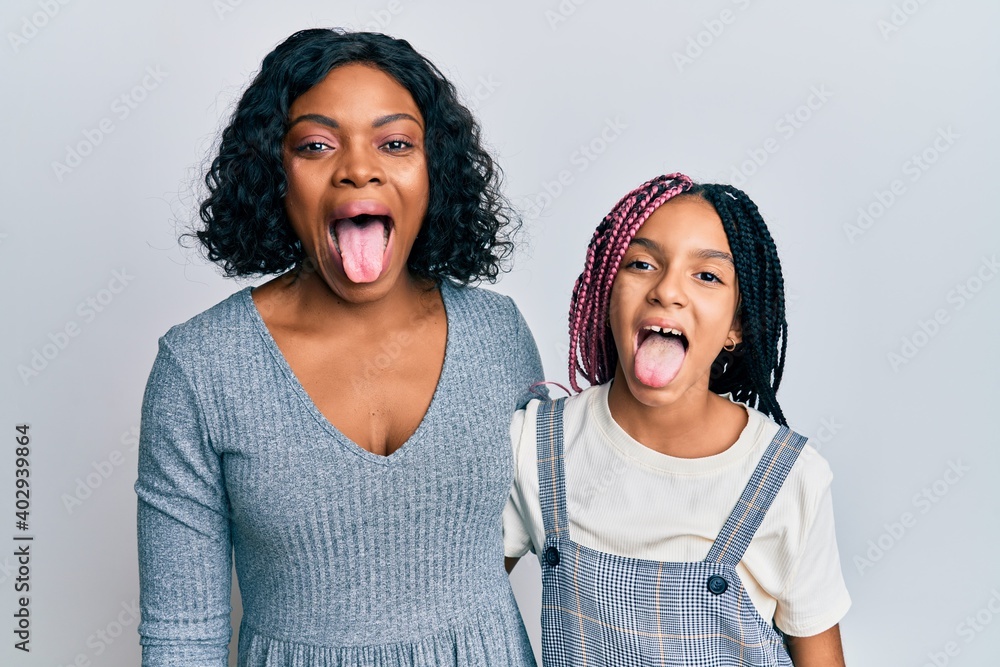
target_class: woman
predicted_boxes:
[135,29,542,666]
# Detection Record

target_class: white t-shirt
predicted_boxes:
[503,383,851,638]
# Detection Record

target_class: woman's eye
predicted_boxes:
[696,271,721,283]
[382,139,413,152]
[295,141,331,153]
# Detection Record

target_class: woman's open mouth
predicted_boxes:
[328,211,395,284]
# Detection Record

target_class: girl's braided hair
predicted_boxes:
[567,174,789,425]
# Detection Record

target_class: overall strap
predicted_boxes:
[535,398,569,540]
[705,426,808,567]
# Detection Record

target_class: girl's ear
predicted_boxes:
[729,296,743,345]
[728,321,743,346]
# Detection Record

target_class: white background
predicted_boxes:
[2,1,998,666]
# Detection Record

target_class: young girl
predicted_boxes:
[504,174,851,666]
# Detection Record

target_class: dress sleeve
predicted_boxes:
[134,339,233,666]
[505,296,548,409]
[772,479,852,637]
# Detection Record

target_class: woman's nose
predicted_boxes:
[334,143,384,187]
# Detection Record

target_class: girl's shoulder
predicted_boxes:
[778,439,835,507]
[510,384,602,458]
[514,383,599,425]
[743,405,836,508]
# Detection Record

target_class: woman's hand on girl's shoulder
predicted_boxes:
[785,623,847,667]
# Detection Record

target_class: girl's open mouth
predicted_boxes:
[634,325,688,388]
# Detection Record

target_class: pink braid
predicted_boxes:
[567,173,694,392]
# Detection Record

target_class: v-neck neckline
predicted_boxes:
[241,281,454,466]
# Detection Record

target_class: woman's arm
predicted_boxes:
[502,297,544,571]
[786,624,846,667]
[134,340,233,667]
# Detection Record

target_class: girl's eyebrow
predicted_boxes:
[692,248,735,267]
[628,238,734,267]
[629,237,659,251]
[287,112,422,130]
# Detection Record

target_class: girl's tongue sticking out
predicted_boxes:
[634,329,686,388]
[334,215,390,283]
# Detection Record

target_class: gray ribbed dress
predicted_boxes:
[134,281,543,666]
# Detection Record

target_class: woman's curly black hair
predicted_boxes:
[195,28,517,284]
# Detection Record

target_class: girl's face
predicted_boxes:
[608,195,742,406]
[282,63,430,301]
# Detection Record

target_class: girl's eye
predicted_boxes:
[626,259,654,271]
[696,271,721,283]
[382,139,414,152]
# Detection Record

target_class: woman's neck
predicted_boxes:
[254,266,440,335]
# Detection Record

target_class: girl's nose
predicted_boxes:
[647,266,687,308]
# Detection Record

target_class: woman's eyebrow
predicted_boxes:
[372,112,422,128]
[287,113,338,129]
[286,112,422,130]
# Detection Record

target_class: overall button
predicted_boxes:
[544,546,560,567]
[707,575,728,595]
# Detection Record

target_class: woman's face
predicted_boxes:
[608,195,742,407]
[282,63,430,301]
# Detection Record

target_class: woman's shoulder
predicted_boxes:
[441,281,537,355]
[441,280,519,321]
[158,286,257,360]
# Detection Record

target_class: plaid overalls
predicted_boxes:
[536,398,806,666]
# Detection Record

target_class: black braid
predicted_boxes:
[683,184,789,426]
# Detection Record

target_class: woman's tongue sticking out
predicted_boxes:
[335,216,388,283]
